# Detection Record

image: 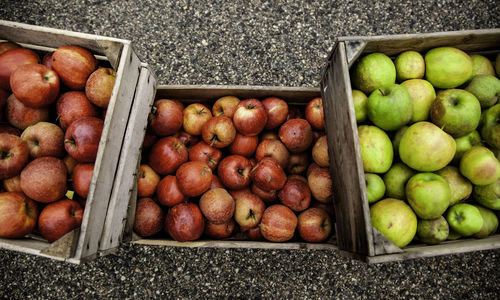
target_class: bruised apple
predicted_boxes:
[250,157,287,192]
[165,202,204,242]
[278,177,312,212]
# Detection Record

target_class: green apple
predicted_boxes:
[447,229,462,240]
[417,216,449,245]
[395,51,425,82]
[406,173,451,219]
[472,205,498,238]
[399,121,456,172]
[473,178,500,210]
[358,125,393,173]
[446,203,483,236]
[480,103,500,149]
[365,173,385,204]
[452,130,482,164]
[470,54,495,77]
[366,84,413,131]
[383,162,415,200]
[425,47,473,89]
[351,53,396,94]
[352,89,368,123]
[496,53,500,77]
[435,166,472,206]
[392,125,408,156]
[430,89,481,138]
[460,146,500,186]
[465,75,500,108]
[401,79,436,123]
[370,198,417,248]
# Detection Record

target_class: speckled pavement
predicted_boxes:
[0,0,499,298]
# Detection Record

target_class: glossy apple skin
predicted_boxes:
[279,177,312,212]
[165,202,205,242]
[21,122,65,158]
[3,175,22,192]
[149,99,183,137]
[183,103,212,136]
[0,48,40,91]
[176,161,213,197]
[255,139,290,169]
[262,97,289,130]
[307,164,333,203]
[189,141,222,171]
[286,152,310,175]
[148,137,188,175]
[218,155,252,190]
[72,164,94,198]
[173,130,199,149]
[305,97,325,130]
[56,91,100,130]
[20,157,67,203]
[201,116,236,148]
[233,99,268,136]
[234,192,266,229]
[199,188,235,224]
[133,197,164,237]
[6,93,50,130]
[64,117,104,163]
[137,164,160,198]
[279,119,313,153]
[228,133,259,157]
[10,64,60,108]
[156,175,188,207]
[212,96,240,118]
[85,67,116,108]
[38,199,83,242]
[51,45,97,90]
[251,183,277,204]
[0,133,29,180]
[250,157,287,192]
[260,204,298,242]
[204,219,236,239]
[0,192,38,238]
[297,207,332,242]
[312,135,329,167]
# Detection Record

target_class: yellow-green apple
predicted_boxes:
[51,45,97,90]
[465,75,500,108]
[133,197,164,237]
[286,152,309,175]
[259,204,297,242]
[218,155,252,190]
[367,84,413,131]
[358,125,393,173]
[201,116,236,148]
[0,192,37,238]
[305,97,324,130]
[279,119,313,153]
[395,50,425,82]
[472,178,499,210]
[3,175,21,192]
[6,93,50,130]
[263,97,288,130]
[64,117,104,163]
[472,205,498,238]
[307,164,332,203]
[56,91,100,130]
[405,173,451,219]
[446,203,483,236]
[370,198,417,248]
[228,133,259,157]
[352,89,368,123]
[233,192,265,229]
[480,103,500,149]
[149,99,183,137]
[0,133,29,180]
[399,121,456,172]
[383,162,415,200]
[278,176,311,212]
[0,41,21,55]
[452,130,482,164]
[416,216,449,245]
[165,202,204,242]
[435,166,472,206]
[21,122,65,158]
[447,230,462,240]
[212,96,240,118]
[148,136,188,175]
[460,146,500,186]
[175,161,212,197]
[204,219,235,239]
[365,173,385,204]
[156,175,187,207]
[297,207,331,242]
[10,64,60,108]
[251,157,286,192]
[85,67,116,108]
[470,54,495,77]
[401,79,436,122]
[425,47,472,89]
[351,53,396,94]
[233,99,267,136]
[251,183,277,204]
[72,163,94,198]
[199,188,235,225]
[182,103,212,136]
[188,141,222,171]
[0,48,40,90]
[312,135,329,167]
[20,157,67,203]
[255,139,290,169]
[137,164,160,198]
[38,198,83,242]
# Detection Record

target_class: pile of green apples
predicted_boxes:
[351,46,500,248]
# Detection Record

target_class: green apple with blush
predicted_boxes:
[405,173,451,219]
[365,173,385,204]
[351,53,396,94]
[395,51,425,82]
[383,162,415,200]
[358,125,393,173]
[367,84,413,131]
[446,203,483,236]
[425,47,473,89]
[352,89,368,123]
[401,79,436,123]
[416,216,449,245]
[460,146,500,186]
[435,166,472,206]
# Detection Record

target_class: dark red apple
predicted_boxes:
[6,93,50,130]
[251,183,277,203]
[20,157,67,203]
[38,199,83,242]
[189,141,222,171]
[137,164,160,198]
[176,161,213,197]
[255,139,290,169]
[201,116,236,148]
[156,175,187,207]
[85,67,116,108]
[297,207,331,242]
[0,192,38,238]
[234,192,266,229]
[148,136,188,175]
[279,119,313,153]
[51,45,97,90]
[142,130,158,150]
[0,133,29,180]
[278,177,311,212]
[259,204,297,242]
[3,175,21,192]
[0,48,40,90]
[72,163,94,198]
[133,197,164,237]
[21,122,65,158]
[307,164,333,203]
[305,97,325,130]
[250,157,286,192]
[218,155,252,190]
[262,97,288,129]
[233,99,268,136]
[286,152,310,175]
[204,219,235,239]
[199,188,235,224]
[10,64,60,108]
[64,117,104,163]
[228,133,259,157]
[165,202,204,242]
[56,91,100,130]
[183,103,212,136]
[212,96,240,118]
[149,99,183,137]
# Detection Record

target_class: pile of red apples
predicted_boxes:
[135,94,335,243]
[0,41,116,243]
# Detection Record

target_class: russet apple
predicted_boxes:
[20,157,67,203]
[0,48,40,91]
[279,119,313,153]
[149,99,184,137]
[228,133,259,157]
[201,116,236,148]
[470,54,495,77]
[465,75,500,108]
[21,122,65,158]
[133,197,164,237]
[297,207,332,243]
[0,192,38,238]
[56,91,100,130]
[51,45,97,90]
[305,97,324,130]
[38,199,83,242]
[183,103,212,136]
[234,192,265,229]
[212,96,240,118]
[165,202,204,242]
[199,188,235,224]
[481,103,500,149]
[156,175,188,207]
[255,139,290,169]
[64,117,104,163]
[85,67,116,108]
[137,164,160,198]
[250,157,287,192]
[0,133,29,180]
[472,178,499,210]
[278,177,311,212]
[233,99,268,136]
[175,161,212,197]
[148,136,188,175]
[189,141,222,171]
[262,97,288,130]
[260,204,298,242]
[6,93,50,130]
[72,163,94,198]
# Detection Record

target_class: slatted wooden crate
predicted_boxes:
[320,29,500,263]
[0,20,144,263]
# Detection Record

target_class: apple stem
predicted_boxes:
[378,88,385,96]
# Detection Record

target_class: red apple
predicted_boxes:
[246,226,263,241]
[201,116,236,148]
[312,135,329,167]
[307,162,321,177]
[165,202,204,242]
[175,161,213,197]
[279,119,313,153]
[20,157,67,203]
[251,183,277,203]
[286,152,310,175]
[199,188,235,224]
[212,96,240,118]
[133,197,164,237]
[0,88,8,120]
[56,91,100,130]
[313,131,325,144]
[210,174,225,190]
[85,67,116,108]
[0,133,29,180]
[148,136,188,175]
[259,204,298,242]
[72,163,94,198]
[260,131,279,141]
[228,133,259,157]
[42,52,53,69]
[228,188,252,200]
[250,157,287,192]
[38,199,83,242]
[205,219,235,239]
[183,103,212,136]
[297,207,331,242]
[0,48,40,90]
[137,164,160,198]
[234,192,266,229]
[21,122,65,158]
[218,155,252,190]
[3,175,21,192]
[310,201,335,218]
[286,106,303,121]
[262,97,288,129]
[149,99,183,137]
[307,165,333,203]
[0,41,21,55]
[173,130,199,149]
[10,64,60,108]
[0,192,38,238]
[0,125,20,136]
[51,45,97,90]
[156,175,187,207]
[305,97,325,130]
[255,139,290,169]
[63,155,78,175]
[64,117,104,163]
[278,177,311,212]
[233,99,268,136]
[142,130,158,150]
[6,93,50,130]
[189,141,222,171]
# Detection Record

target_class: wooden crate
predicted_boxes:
[320,29,500,263]
[0,21,143,263]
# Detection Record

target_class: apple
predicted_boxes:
[255,139,290,169]
[175,161,212,197]
[42,52,53,69]
[383,163,415,200]
[473,205,498,238]
[278,176,311,212]
[3,175,21,192]
[148,136,188,175]
[217,155,252,190]
[286,106,303,121]
[21,122,65,158]
[199,188,235,224]
[233,192,266,229]
[9,63,60,108]
[460,146,500,186]
[447,230,462,241]
[56,91,100,130]
[51,45,98,90]
[20,157,67,203]
[38,199,83,242]
[233,99,267,136]
[6,93,50,130]
[260,204,297,242]
[204,219,236,239]
[0,88,8,120]
[395,50,425,82]
[165,202,204,242]
[149,99,183,137]
[260,131,279,141]
[228,133,259,157]
[0,192,38,238]
[400,79,436,123]
[63,155,78,175]
[251,157,286,192]
[465,75,500,108]
[0,41,21,55]
[399,121,456,172]
[201,116,236,148]
[351,52,396,94]
[64,117,104,163]
[307,164,333,203]
[0,48,40,91]
[262,97,288,129]
[278,119,313,153]
[156,175,188,207]
[246,226,263,240]
[472,178,499,210]
[470,54,495,77]
[367,84,413,131]
[452,130,482,164]
[425,47,472,89]
[212,96,240,118]
[210,174,225,190]
[183,103,212,136]
[416,216,449,245]
[251,183,277,204]
[0,133,29,180]
[133,197,164,237]
[358,125,393,173]
[72,163,94,198]
[405,173,451,219]
[137,164,160,198]
[189,141,222,171]
[228,188,252,200]
[286,152,309,175]
[370,198,417,248]
[352,89,368,123]
[85,67,116,108]
[311,135,329,167]
[305,97,324,130]
[435,166,472,206]
[310,201,335,219]
[481,104,500,149]
[173,130,199,149]
[0,125,20,136]
[365,173,385,204]
[446,203,483,237]
[297,207,332,243]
